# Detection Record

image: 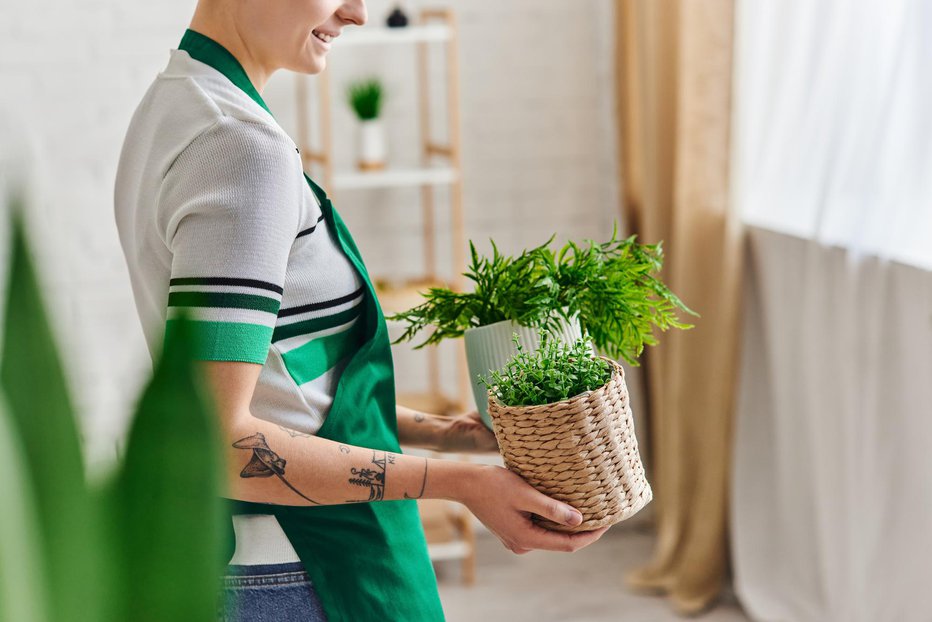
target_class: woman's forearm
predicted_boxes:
[222,411,606,555]
[397,403,501,454]
[395,403,448,450]
[223,412,475,506]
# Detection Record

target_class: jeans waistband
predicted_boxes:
[223,562,310,589]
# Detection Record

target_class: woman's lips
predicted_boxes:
[312,29,336,50]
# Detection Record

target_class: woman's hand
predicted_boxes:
[396,404,499,453]
[435,409,499,453]
[454,464,610,554]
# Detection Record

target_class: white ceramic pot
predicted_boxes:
[357,119,386,170]
[464,314,591,428]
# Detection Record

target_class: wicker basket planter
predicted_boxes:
[487,356,652,532]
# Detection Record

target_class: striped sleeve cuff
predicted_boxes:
[164,276,283,364]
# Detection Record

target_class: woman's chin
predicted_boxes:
[292,52,326,76]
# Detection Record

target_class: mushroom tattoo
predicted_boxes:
[232,432,320,505]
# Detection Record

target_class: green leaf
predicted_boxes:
[111,310,226,622]
[346,78,383,120]
[479,330,613,407]
[0,392,49,622]
[0,206,105,622]
[389,220,697,364]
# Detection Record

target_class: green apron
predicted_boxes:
[177,29,445,622]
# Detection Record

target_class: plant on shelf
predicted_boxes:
[346,78,386,171]
[387,221,697,425]
[386,4,409,28]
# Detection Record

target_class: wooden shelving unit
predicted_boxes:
[338,22,452,46]
[293,8,475,584]
[295,9,469,415]
[331,166,458,190]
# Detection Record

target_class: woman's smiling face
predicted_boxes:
[244,0,367,75]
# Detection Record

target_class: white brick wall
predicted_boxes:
[0,0,620,470]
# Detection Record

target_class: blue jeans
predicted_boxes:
[219,562,328,622]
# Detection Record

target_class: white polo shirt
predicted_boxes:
[114,46,365,564]
[115,47,365,437]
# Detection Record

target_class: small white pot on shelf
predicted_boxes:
[356,119,386,171]
[464,313,590,428]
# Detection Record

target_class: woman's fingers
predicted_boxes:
[521,488,583,528]
[466,465,611,555]
[509,488,610,553]
[502,524,610,554]
[521,524,610,553]
[525,524,608,553]
[439,411,500,453]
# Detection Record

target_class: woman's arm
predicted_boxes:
[202,359,439,505]
[200,360,610,553]
[396,403,499,453]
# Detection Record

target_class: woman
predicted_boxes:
[114,0,609,620]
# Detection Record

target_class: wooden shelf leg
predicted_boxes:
[319,69,334,190]
[461,512,477,586]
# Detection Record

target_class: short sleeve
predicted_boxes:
[159,117,302,364]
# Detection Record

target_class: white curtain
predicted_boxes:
[731,0,932,269]
[730,1,932,621]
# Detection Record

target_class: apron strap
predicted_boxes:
[303,173,330,206]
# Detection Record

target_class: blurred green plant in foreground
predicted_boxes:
[0,196,227,622]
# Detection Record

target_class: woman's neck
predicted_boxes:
[188,8,273,93]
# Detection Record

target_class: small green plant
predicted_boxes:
[478,332,613,407]
[347,78,383,120]
[388,221,698,365]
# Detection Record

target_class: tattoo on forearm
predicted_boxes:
[414,412,425,423]
[339,444,351,454]
[232,433,320,505]
[404,459,428,500]
[347,450,394,501]
[278,424,311,438]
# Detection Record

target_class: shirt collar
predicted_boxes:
[176,29,331,207]
[177,29,272,116]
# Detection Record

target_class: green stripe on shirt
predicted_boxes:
[168,291,280,314]
[164,319,273,364]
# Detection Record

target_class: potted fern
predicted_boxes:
[387,222,697,426]
[479,332,652,531]
[346,78,386,171]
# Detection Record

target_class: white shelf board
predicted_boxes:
[427,540,472,561]
[332,167,458,190]
[337,24,452,47]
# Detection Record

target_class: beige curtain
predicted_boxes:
[614,0,743,615]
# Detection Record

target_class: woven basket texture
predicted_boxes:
[487,356,652,533]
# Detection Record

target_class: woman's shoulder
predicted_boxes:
[157,49,279,131]
[122,50,295,179]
